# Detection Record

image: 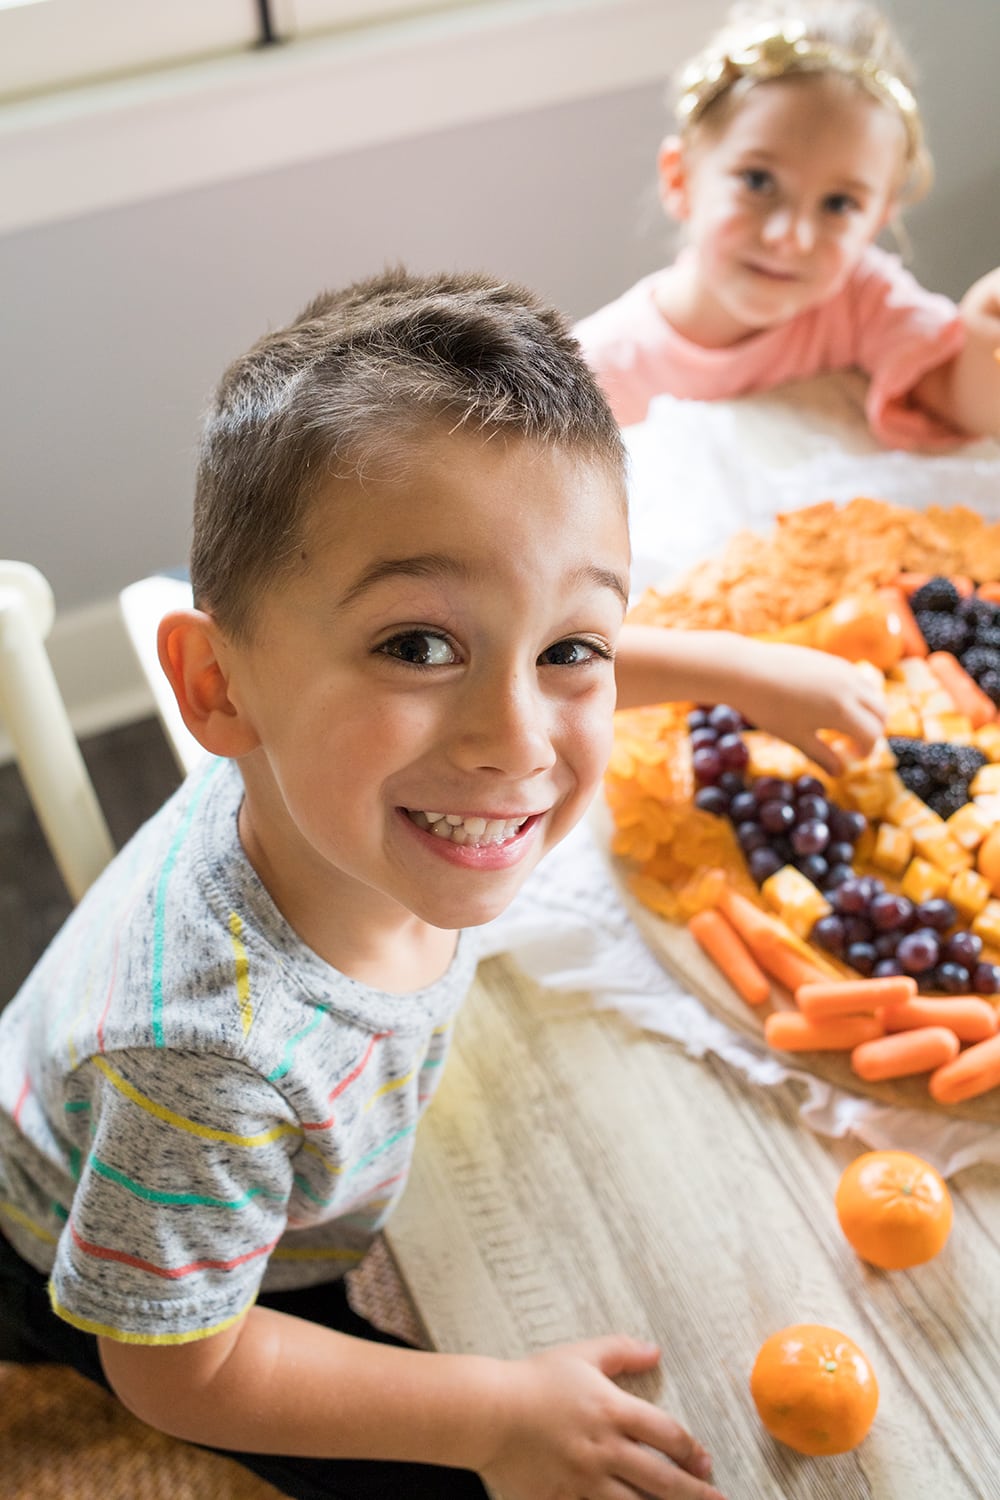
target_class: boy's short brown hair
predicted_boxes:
[191,267,626,640]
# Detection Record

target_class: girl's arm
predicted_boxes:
[913,268,1000,439]
[615,626,886,775]
[99,1311,725,1499]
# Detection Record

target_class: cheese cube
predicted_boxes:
[971,764,1000,797]
[973,723,1000,762]
[911,826,973,875]
[870,821,913,877]
[744,732,810,782]
[945,802,993,851]
[760,865,832,938]
[921,713,974,745]
[900,857,952,904]
[885,789,943,832]
[884,701,923,739]
[889,657,938,693]
[971,898,1000,950]
[846,772,904,821]
[948,868,992,921]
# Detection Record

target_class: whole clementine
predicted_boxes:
[750,1323,879,1456]
[835,1150,952,1270]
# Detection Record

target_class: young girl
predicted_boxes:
[575,0,1000,446]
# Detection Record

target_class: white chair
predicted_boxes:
[0,561,115,902]
[118,572,206,777]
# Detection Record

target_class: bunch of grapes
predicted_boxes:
[687,704,752,786]
[812,882,1000,993]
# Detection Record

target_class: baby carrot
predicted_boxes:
[717,886,840,980]
[851,1026,960,1082]
[927,651,996,728]
[929,1032,1000,1104]
[750,935,831,994]
[796,975,917,1020]
[765,1011,884,1052]
[878,996,999,1044]
[877,585,927,658]
[689,908,770,1006]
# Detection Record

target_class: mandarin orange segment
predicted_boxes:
[750,1323,879,1456]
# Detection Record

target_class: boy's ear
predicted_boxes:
[157,609,261,759]
[657,135,690,220]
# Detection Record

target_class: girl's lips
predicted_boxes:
[745,261,801,282]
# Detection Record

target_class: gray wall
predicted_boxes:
[3,0,999,614]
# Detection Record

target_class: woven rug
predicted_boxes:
[0,1237,426,1499]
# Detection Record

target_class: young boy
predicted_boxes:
[0,270,732,1500]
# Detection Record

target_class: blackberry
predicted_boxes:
[909,576,961,613]
[915,611,967,654]
[979,669,1000,706]
[899,764,933,799]
[888,736,920,767]
[927,784,969,819]
[952,746,988,779]
[957,594,995,626]
[915,742,959,785]
[960,645,1000,681]
[973,625,1000,652]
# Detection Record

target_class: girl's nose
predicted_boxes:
[762,207,815,253]
[450,673,557,779]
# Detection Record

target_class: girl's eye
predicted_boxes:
[823,192,860,216]
[740,168,774,194]
[539,638,610,667]
[377,631,459,667]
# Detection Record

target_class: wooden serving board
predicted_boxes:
[592,803,1000,1127]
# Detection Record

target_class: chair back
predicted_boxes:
[0,561,115,901]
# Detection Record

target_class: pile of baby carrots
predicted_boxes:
[689,880,1000,1105]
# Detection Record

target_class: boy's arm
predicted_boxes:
[913,267,1000,439]
[99,1310,725,1498]
[614,626,886,775]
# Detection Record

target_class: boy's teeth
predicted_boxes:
[409,810,528,845]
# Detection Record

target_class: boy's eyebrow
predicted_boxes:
[336,555,629,610]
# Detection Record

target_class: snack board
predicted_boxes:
[603,498,1000,1123]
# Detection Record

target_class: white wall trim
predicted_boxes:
[0,596,155,766]
[0,0,712,235]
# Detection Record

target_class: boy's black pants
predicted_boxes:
[0,1229,487,1500]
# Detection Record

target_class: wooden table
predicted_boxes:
[386,955,1000,1499]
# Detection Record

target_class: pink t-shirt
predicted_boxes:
[573,245,966,449]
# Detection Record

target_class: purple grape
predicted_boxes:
[874,931,901,958]
[795,854,829,886]
[858,876,886,902]
[823,862,856,891]
[791,819,830,856]
[687,708,710,731]
[832,877,868,915]
[692,745,723,786]
[730,790,758,823]
[736,821,767,853]
[842,914,874,946]
[718,771,747,796]
[690,726,719,750]
[748,847,784,883]
[812,914,847,955]
[828,807,867,844]
[694,786,730,817]
[933,961,971,994]
[825,840,855,868]
[760,799,796,834]
[873,958,904,978]
[846,942,878,976]
[795,775,826,799]
[709,704,743,735]
[717,733,749,772]
[753,776,794,804]
[795,795,831,823]
[914,898,958,933]
[896,929,941,975]
[972,962,1000,995]
[944,930,983,968]
[869,892,914,933]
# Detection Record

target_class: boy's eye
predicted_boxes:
[823,192,860,216]
[740,168,774,194]
[377,631,459,666]
[539,638,610,667]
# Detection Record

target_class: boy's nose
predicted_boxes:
[450,673,557,779]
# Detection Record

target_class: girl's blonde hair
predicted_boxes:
[672,0,933,204]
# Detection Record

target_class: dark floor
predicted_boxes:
[0,718,182,1010]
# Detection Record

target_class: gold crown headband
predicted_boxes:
[677,20,923,164]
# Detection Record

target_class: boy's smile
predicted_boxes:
[656,74,906,347]
[221,429,629,983]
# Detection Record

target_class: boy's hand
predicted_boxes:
[732,640,886,776]
[480,1335,727,1500]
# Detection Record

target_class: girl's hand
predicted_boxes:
[731,640,886,776]
[480,1335,727,1500]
